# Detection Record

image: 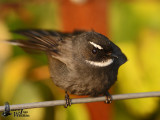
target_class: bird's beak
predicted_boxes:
[107,53,118,58]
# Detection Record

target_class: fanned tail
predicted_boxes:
[9,30,62,53]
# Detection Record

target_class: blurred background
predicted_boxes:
[0,0,160,120]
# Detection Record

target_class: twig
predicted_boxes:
[0,91,160,112]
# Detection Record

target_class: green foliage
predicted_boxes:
[111,1,160,119]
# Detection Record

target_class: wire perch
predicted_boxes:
[0,91,160,112]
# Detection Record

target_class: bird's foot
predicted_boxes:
[2,102,11,117]
[64,92,72,108]
[105,91,112,104]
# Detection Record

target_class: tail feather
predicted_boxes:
[9,30,62,53]
[13,30,60,47]
[8,40,48,52]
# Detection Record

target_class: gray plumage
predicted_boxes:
[9,30,127,96]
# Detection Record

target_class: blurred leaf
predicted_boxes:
[26,2,62,30]
[54,104,90,120]
[111,1,160,118]
[139,28,160,91]
[66,104,90,120]
[5,2,61,30]
[54,106,67,120]
[30,65,50,81]
[117,42,159,117]
[0,56,31,102]
[132,2,160,28]
[7,82,54,120]
[110,2,141,42]
[0,20,11,63]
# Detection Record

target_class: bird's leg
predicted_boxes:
[105,91,112,104]
[64,91,72,108]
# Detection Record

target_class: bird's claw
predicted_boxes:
[64,92,72,108]
[105,92,112,104]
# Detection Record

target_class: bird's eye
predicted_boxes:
[92,49,97,54]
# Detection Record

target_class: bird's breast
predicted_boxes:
[65,69,113,96]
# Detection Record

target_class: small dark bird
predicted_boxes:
[9,30,127,107]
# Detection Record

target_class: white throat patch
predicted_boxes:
[89,41,103,50]
[85,59,113,67]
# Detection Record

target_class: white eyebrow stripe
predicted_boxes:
[89,41,103,50]
[85,59,113,67]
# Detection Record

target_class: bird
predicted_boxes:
[8,29,127,107]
